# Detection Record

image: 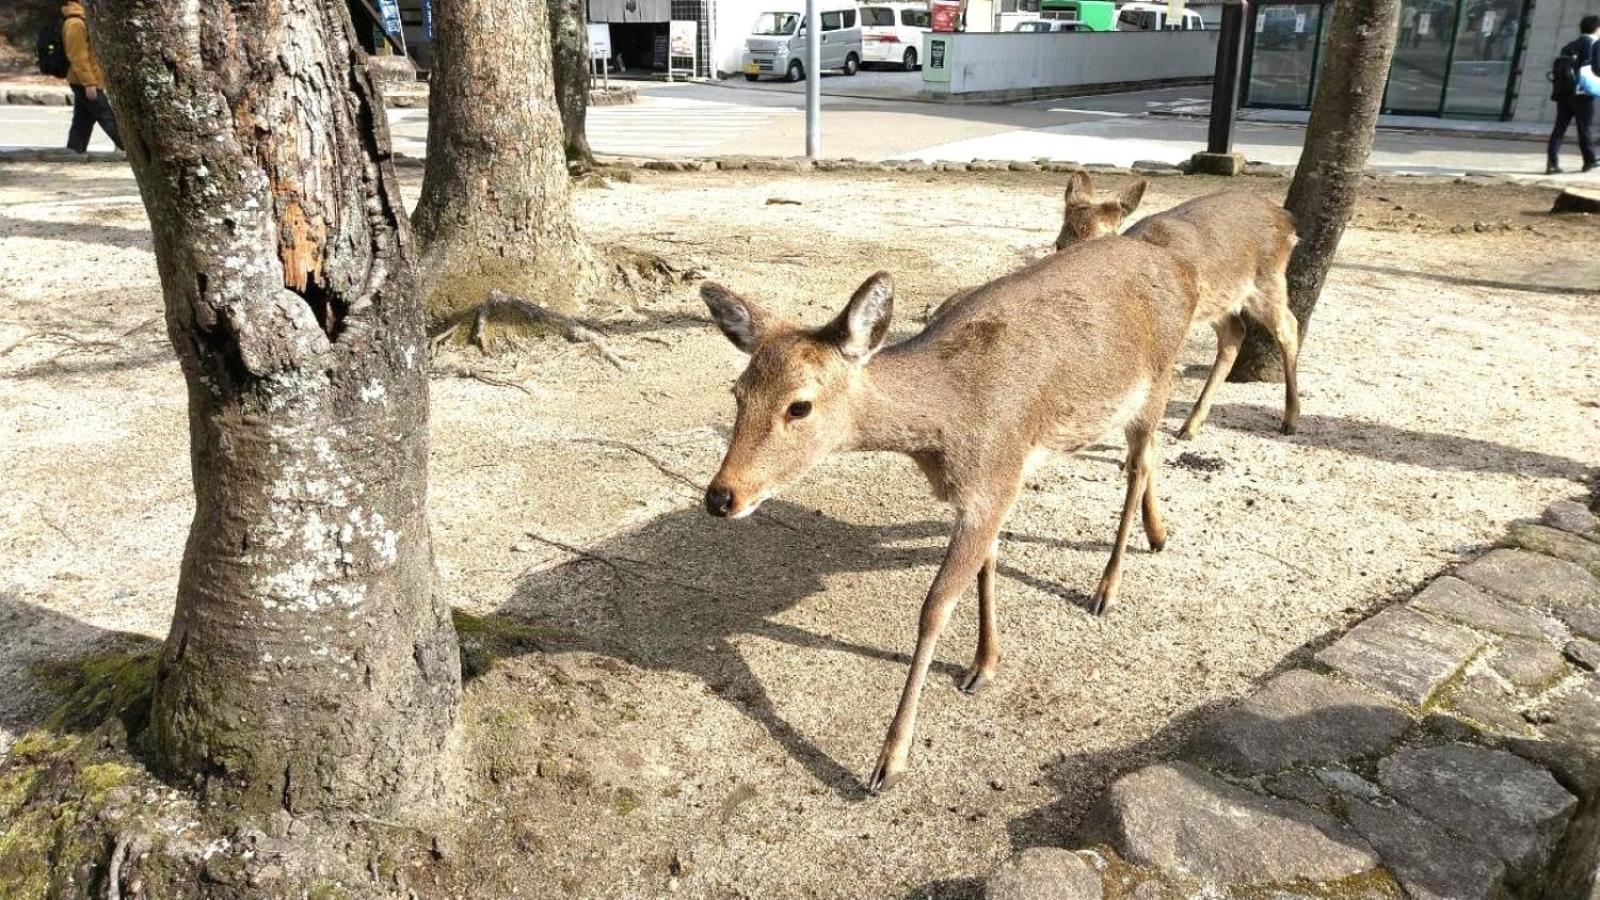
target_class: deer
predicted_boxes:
[698,237,1201,794]
[1054,171,1301,438]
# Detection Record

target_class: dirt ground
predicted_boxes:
[2,162,1598,898]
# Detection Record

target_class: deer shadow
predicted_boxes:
[492,499,1123,799]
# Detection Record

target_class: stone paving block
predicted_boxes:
[1456,549,1600,640]
[1442,673,1530,735]
[1503,523,1600,578]
[1315,607,1485,707]
[1506,678,1600,795]
[1185,670,1410,774]
[1564,637,1600,671]
[1346,799,1508,900]
[1314,766,1384,802]
[1409,576,1560,639]
[1082,763,1378,884]
[1492,636,1569,691]
[1543,500,1598,537]
[1263,770,1333,810]
[986,848,1102,900]
[1378,743,1576,883]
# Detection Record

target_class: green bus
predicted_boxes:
[1038,0,1117,30]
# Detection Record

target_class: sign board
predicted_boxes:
[923,34,951,82]
[670,20,698,57]
[1480,10,1496,34]
[1416,12,1430,35]
[422,0,433,39]
[1294,12,1306,32]
[931,0,961,32]
[377,0,404,40]
[587,23,612,60]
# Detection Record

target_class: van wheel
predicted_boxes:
[902,48,918,71]
[844,53,859,75]
[786,60,805,82]
[744,73,760,81]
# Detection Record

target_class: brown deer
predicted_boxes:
[1055,172,1301,437]
[699,239,1200,793]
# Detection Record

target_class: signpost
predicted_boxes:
[588,23,612,89]
[1191,0,1248,174]
[805,0,821,157]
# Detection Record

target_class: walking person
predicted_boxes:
[61,1,122,153]
[1547,15,1600,175]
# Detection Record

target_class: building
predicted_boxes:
[1244,0,1589,125]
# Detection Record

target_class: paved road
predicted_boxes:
[3,78,1592,183]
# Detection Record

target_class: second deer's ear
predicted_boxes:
[1119,179,1148,215]
[1065,171,1093,204]
[701,281,775,354]
[825,271,894,363]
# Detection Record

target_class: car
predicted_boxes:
[1115,2,1205,30]
[860,2,931,71]
[1011,17,1084,31]
[743,0,865,81]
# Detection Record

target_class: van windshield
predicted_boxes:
[752,12,801,34]
[861,7,895,25]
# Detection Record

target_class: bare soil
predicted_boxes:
[2,162,1597,898]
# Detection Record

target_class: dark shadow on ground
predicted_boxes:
[0,214,150,251]
[1333,260,1592,296]
[491,501,1129,799]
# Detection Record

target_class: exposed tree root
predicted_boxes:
[472,290,629,369]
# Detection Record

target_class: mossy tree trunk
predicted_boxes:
[1230,0,1402,381]
[550,0,596,169]
[90,0,461,817]
[413,0,599,322]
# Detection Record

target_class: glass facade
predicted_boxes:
[1244,0,1530,119]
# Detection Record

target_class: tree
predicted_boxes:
[549,0,597,169]
[91,0,461,816]
[1229,0,1402,381]
[413,0,600,322]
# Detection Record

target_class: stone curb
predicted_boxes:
[987,497,1600,899]
[0,83,636,109]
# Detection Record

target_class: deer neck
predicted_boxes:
[846,346,949,455]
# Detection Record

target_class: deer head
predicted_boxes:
[1055,172,1146,250]
[700,272,895,519]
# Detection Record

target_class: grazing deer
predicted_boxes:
[1055,172,1301,437]
[699,240,1200,793]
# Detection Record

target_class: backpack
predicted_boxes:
[1552,37,1594,99]
[36,18,70,78]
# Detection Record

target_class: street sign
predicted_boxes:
[377,0,404,41]
[587,23,612,61]
[669,20,697,57]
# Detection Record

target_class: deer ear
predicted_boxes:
[701,281,772,354]
[1118,179,1148,215]
[1065,171,1093,204]
[826,271,894,363]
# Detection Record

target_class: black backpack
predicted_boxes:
[1552,37,1592,99]
[36,18,70,78]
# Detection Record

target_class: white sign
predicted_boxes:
[1416,12,1431,35]
[1480,10,1497,34]
[670,20,697,57]
[1294,12,1306,33]
[587,23,612,60]
[1255,11,1265,32]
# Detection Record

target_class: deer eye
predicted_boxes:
[787,400,812,419]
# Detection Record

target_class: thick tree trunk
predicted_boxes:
[90,0,461,816]
[549,0,596,169]
[1230,0,1402,381]
[413,0,599,321]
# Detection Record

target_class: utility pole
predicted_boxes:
[1190,0,1248,174]
[806,0,821,158]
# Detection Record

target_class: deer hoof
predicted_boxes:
[1089,590,1114,617]
[1280,420,1298,436]
[1176,424,1199,440]
[868,762,905,795]
[959,668,994,695]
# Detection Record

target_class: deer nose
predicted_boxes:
[705,486,734,518]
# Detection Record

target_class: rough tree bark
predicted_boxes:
[90,0,461,816]
[413,0,599,322]
[549,0,596,169]
[1229,0,1402,381]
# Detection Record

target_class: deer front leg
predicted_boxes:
[1178,314,1246,440]
[960,553,999,695]
[870,509,1007,794]
[1091,426,1157,616]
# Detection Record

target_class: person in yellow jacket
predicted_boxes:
[61,1,122,153]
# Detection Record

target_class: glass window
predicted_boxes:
[752,12,800,34]
[1386,0,1456,113]
[821,10,842,29]
[1247,4,1322,107]
[862,6,893,24]
[901,8,931,26]
[1442,0,1521,116]
[844,9,856,26]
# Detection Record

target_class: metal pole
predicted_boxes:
[1206,0,1247,154]
[805,0,821,158]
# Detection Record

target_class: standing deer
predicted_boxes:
[699,239,1200,793]
[1054,172,1301,437]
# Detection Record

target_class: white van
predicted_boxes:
[860,2,931,70]
[1116,2,1204,30]
[743,1,865,81]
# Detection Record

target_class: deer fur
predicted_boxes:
[699,239,1201,793]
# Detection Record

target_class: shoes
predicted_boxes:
[1548,165,1564,174]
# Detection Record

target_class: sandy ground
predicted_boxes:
[2,162,1598,897]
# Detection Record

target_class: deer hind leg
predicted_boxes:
[871,498,1013,794]
[1141,446,1168,552]
[1251,271,1302,434]
[960,553,999,696]
[1178,313,1247,440]
[1092,424,1158,616]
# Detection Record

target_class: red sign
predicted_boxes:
[931,0,961,32]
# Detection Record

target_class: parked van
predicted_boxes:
[860,2,931,70]
[1116,2,1204,30]
[743,1,865,81]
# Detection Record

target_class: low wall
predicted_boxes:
[922,30,1220,102]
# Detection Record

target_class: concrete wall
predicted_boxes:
[922,30,1220,100]
[1512,0,1587,125]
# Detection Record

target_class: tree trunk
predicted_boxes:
[90,0,461,817]
[1229,0,1402,381]
[549,0,596,169]
[413,0,599,321]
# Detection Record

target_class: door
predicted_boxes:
[821,9,843,65]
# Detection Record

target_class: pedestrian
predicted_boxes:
[1547,14,1600,175]
[61,1,123,154]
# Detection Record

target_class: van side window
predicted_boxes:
[821,10,842,30]
[902,8,930,26]
[843,9,856,27]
